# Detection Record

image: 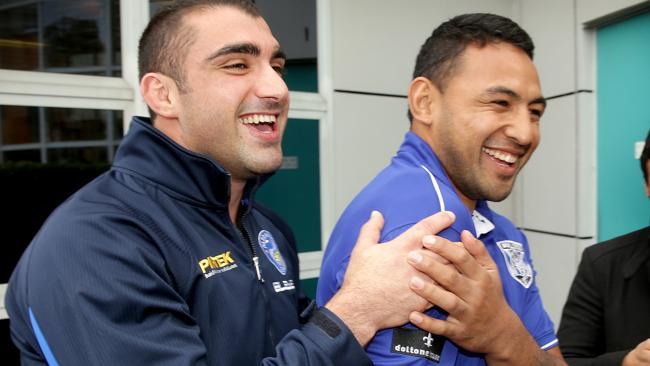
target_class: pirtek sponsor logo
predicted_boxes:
[198,251,235,273]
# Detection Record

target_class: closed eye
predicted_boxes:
[493,100,510,108]
[272,65,286,77]
[530,108,543,118]
[224,63,247,70]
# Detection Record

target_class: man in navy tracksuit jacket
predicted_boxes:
[6,1,458,364]
[7,117,369,365]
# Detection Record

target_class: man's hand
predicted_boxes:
[406,230,566,365]
[623,339,650,366]
[325,210,455,346]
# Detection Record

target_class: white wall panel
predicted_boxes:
[330,0,516,95]
[575,92,596,237]
[331,92,409,218]
[519,0,576,97]
[525,231,579,330]
[521,95,577,235]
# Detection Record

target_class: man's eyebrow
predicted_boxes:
[484,86,546,108]
[272,48,287,61]
[206,43,286,62]
[206,42,260,61]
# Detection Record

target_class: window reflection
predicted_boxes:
[0,105,121,164]
[0,0,121,75]
[1,105,39,144]
[48,108,107,142]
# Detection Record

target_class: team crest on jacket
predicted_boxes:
[496,240,533,288]
[258,230,287,275]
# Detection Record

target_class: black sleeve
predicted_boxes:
[557,250,630,365]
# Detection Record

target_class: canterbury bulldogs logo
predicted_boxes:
[258,230,287,275]
[496,240,533,288]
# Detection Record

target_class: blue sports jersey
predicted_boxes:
[317,131,558,365]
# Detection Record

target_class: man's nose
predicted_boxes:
[504,108,537,146]
[256,65,288,101]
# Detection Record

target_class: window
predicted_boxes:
[0,105,122,164]
[0,0,121,76]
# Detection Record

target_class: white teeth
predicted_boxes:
[238,114,277,124]
[482,147,518,164]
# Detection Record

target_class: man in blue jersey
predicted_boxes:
[6,1,461,365]
[318,13,566,365]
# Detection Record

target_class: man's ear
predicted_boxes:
[140,73,180,119]
[408,77,440,126]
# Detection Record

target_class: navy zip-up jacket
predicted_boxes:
[6,117,370,365]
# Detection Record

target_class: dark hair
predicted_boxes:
[408,13,534,122]
[138,0,261,120]
[641,129,650,184]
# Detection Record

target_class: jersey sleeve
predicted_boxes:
[519,235,559,351]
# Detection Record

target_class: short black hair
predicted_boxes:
[138,0,261,120]
[408,13,534,122]
[641,129,650,184]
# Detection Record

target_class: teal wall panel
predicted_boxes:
[284,62,318,93]
[256,118,321,252]
[300,278,318,299]
[597,11,650,241]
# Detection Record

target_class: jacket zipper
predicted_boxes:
[236,214,264,283]
[237,207,278,348]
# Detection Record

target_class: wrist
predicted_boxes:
[484,309,533,364]
[325,291,378,346]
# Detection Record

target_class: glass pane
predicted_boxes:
[48,146,107,164]
[1,105,39,144]
[113,110,124,138]
[0,0,121,76]
[0,3,38,70]
[3,149,40,163]
[48,108,107,142]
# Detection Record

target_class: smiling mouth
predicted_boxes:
[238,114,277,133]
[482,147,518,165]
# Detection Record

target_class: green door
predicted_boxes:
[597,11,650,241]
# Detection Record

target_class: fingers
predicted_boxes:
[408,270,465,315]
[352,210,384,253]
[460,230,496,271]
[408,311,452,338]
[408,249,473,303]
[397,211,455,250]
[421,235,486,280]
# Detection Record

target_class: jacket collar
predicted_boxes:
[112,117,270,207]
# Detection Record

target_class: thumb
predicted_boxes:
[395,211,455,250]
[351,210,385,254]
[461,230,496,269]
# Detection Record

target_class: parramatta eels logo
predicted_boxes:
[258,230,287,275]
[496,240,533,288]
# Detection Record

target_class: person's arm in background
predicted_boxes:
[407,230,567,366]
[557,250,650,366]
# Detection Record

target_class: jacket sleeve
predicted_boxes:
[557,249,630,365]
[263,306,372,366]
[8,212,210,366]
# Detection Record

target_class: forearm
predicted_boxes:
[486,311,566,366]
